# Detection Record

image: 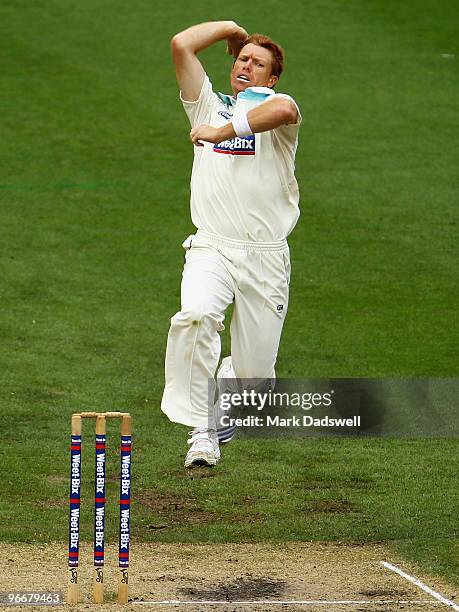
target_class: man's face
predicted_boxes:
[230,43,278,95]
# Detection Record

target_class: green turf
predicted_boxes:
[0,0,457,591]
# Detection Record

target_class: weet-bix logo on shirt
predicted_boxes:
[213,135,256,156]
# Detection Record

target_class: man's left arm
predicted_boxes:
[190,96,298,145]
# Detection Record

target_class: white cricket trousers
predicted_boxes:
[161,230,291,428]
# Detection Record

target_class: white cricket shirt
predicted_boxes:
[181,74,301,242]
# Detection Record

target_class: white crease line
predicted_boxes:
[381,561,459,610]
[132,600,434,606]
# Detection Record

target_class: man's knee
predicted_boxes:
[170,308,224,331]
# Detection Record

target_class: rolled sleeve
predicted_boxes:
[180,74,219,128]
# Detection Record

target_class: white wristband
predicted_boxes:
[232,112,253,137]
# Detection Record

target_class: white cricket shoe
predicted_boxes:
[184,428,220,468]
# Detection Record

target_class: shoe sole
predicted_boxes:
[184,452,218,469]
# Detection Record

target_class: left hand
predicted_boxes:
[190,125,221,146]
[226,27,248,58]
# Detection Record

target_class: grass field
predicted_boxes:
[1,0,457,597]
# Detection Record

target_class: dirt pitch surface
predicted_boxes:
[1,542,457,612]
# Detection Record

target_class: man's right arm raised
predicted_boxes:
[170,21,248,102]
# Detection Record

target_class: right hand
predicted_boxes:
[226,24,249,58]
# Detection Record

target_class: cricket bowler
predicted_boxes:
[161,20,301,468]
